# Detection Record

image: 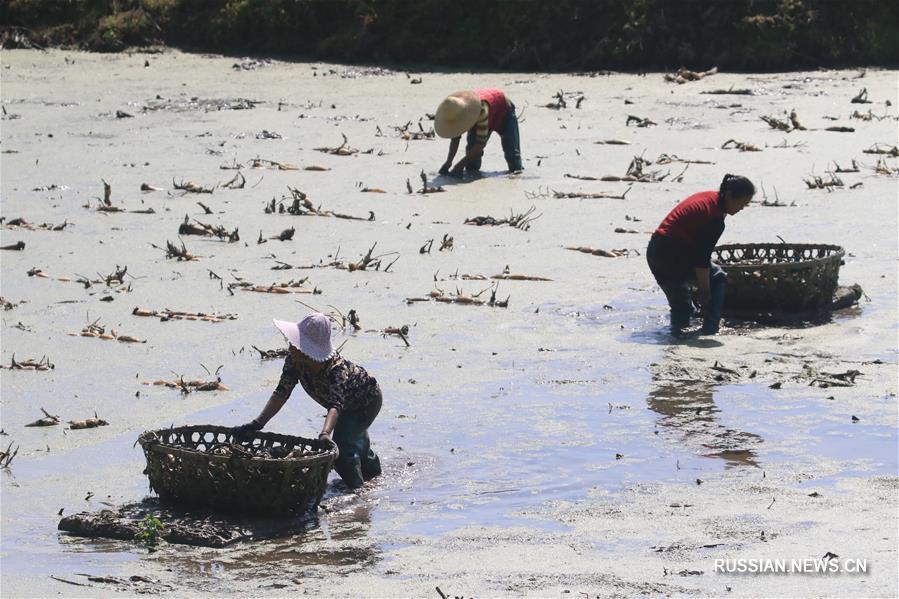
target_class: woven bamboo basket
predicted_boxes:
[138,425,337,515]
[713,243,845,312]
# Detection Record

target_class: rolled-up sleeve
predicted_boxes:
[693,220,725,268]
[325,388,344,413]
[475,103,490,143]
[273,354,298,399]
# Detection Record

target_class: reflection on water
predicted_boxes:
[147,485,381,592]
[648,349,762,468]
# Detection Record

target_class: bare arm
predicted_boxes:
[253,392,289,427]
[446,137,461,163]
[320,408,339,438]
[450,141,486,175]
[440,137,461,174]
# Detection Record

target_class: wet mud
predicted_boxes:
[0,50,897,597]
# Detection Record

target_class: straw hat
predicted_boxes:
[273,313,334,362]
[434,90,481,138]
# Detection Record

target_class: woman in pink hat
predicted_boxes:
[233,313,382,489]
[435,88,523,177]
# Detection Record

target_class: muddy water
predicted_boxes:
[1,50,897,597]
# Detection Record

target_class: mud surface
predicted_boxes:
[1,51,897,597]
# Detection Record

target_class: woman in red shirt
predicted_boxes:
[647,174,755,336]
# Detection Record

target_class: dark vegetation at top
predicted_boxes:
[2,0,897,70]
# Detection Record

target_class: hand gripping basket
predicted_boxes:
[138,425,337,515]
[713,243,845,312]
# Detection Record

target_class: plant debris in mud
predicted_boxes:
[803,171,846,190]
[419,234,454,254]
[151,239,199,261]
[565,246,631,258]
[86,179,155,214]
[862,143,898,157]
[69,412,109,429]
[701,85,754,95]
[0,441,19,469]
[491,265,552,281]
[172,178,215,194]
[57,497,325,548]
[178,215,239,242]
[542,89,585,109]
[133,307,237,322]
[134,514,164,549]
[583,154,675,183]
[665,66,717,84]
[251,346,289,360]
[722,139,761,152]
[762,110,855,133]
[262,243,397,274]
[869,158,899,176]
[394,120,435,140]
[233,277,317,295]
[464,206,540,230]
[140,96,261,113]
[2,217,70,231]
[314,133,358,155]
[1,354,55,370]
[0,297,24,310]
[374,325,411,346]
[59,503,243,548]
[143,376,228,393]
[264,187,374,221]
[25,265,133,294]
[626,114,657,127]
[545,184,632,200]
[410,170,444,194]
[25,408,60,427]
[654,153,714,165]
[406,283,509,308]
[68,316,145,343]
[850,87,871,104]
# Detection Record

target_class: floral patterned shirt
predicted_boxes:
[273,353,380,414]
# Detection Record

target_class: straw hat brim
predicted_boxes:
[434,90,481,139]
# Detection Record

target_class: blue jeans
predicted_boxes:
[655,265,726,333]
[465,102,523,172]
[331,392,382,489]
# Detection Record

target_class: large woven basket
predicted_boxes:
[138,425,337,515]
[713,243,845,312]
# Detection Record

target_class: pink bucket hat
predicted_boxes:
[273,313,334,362]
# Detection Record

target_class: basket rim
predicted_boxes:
[714,243,845,271]
[138,425,337,467]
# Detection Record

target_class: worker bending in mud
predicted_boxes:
[233,313,382,489]
[435,88,522,177]
[646,174,755,336]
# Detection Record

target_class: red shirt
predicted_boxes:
[475,88,509,133]
[656,191,725,243]
[655,191,726,267]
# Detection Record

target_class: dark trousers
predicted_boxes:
[646,234,726,333]
[332,391,382,489]
[465,103,523,172]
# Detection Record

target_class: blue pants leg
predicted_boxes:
[331,393,382,489]
[658,280,694,333]
[498,104,523,171]
[702,263,727,333]
[464,128,483,172]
